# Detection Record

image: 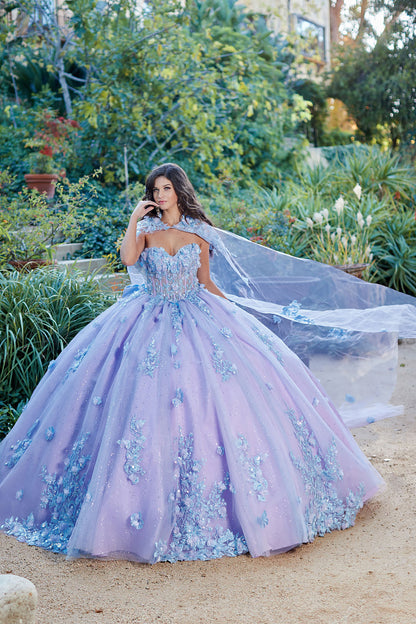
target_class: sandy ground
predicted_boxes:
[1,343,415,624]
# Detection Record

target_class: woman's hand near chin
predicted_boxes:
[120,201,158,266]
[131,200,159,222]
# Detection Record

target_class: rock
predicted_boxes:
[0,575,38,624]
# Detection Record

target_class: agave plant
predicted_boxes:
[334,146,416,203]
[369,208,416,295]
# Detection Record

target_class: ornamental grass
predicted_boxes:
[0,268,116,438]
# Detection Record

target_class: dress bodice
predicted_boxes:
[140,243,201,302]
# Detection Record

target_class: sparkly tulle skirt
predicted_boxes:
[0,285,383,562]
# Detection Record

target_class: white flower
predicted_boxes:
[353,184,362,200]
[330,233,336,243]
[325,224,331,234]
[369,253,373,261]
[341,236,348,246]
[306,217,314,228]
[347,256,352,264]
[333,254,338,262]
[336,227,342,237]
[350,234,357,244]
[313,212,323,224]
[365,245,372,258]
[321,208,329,220]
[357,211,364,228]
[366,215,372,226]
[334,197,344,215]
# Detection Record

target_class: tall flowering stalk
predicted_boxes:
[25,110,80,174]
[301,185,374,268]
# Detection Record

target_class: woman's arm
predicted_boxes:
[120,201,158,266]
[197,240,227,299]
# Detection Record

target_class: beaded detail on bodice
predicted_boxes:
[140,243,201,302]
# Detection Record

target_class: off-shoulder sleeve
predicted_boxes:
[135,217,165,236]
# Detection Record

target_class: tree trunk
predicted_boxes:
[330,0,344,47]
[356,0,369,42]
[57,56,73,117]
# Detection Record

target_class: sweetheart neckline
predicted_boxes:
[143,243,201,258]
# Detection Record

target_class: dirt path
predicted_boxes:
[1,344,415,624]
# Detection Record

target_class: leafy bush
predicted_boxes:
[204,185,291,252]
[0,268,116,439]
[0,170,106,268]
[1,0,310,189]
[319,128,355,147]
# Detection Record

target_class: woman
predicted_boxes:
[0,164,384,563]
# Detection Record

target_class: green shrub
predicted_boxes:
[369,207,416,295]
[0,267,116,439]
[204,185,291,252]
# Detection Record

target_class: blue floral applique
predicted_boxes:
[5,419,41,469]
[220,327,233,339]
[211,342,237,381]
[118,418,146,485]
[287,407,365,540]
[154,432,247,562]
[281,300,315,325]
[130,512,144,530]
[45,427,55,441]
[64,347,90,380]
[138,338,160,377]
[171,388,184,408]
[119,284,147,307]
[257,510,269,528]
[251,326,283,364]
[1,434,92,554]
[236,435,269,502]
[170,303,185,338]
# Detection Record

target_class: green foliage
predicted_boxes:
[0,267,116,439]
[1,0,310,188]
[319,128,355,147]
[329,24,416,148]
[71,183,140,269]
[330,146,416,203]
[0,120,28,188]
[203,147,416,297]
[292,79,328,147]
[204,184,291,252]
[369,208,416,294]
[0,170,103,267]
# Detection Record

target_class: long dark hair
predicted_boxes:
[142,163,213,225]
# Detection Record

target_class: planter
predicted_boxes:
[24,173,59,199]
[333,262,370,279]
[9,259,54,272]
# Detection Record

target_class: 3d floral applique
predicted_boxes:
[118,418,147,485]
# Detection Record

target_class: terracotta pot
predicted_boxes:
[333,262,370,279]
[24,173,59,199]
[9,259,53,272]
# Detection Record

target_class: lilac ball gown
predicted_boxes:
[0,240,383,562]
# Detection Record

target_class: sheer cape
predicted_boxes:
[128,216,416,429]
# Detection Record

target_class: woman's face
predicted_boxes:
[152,176,179,212]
